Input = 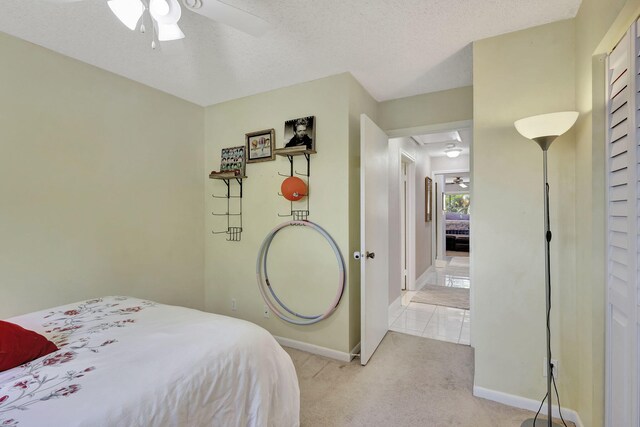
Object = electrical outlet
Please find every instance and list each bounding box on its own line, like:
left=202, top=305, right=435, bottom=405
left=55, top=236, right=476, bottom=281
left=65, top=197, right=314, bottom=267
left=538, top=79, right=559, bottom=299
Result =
left=263, top=305, right=269, bottom=318
left=543, top=358, right=559, bottom=378
left=231, top=298, right=237, bottom=311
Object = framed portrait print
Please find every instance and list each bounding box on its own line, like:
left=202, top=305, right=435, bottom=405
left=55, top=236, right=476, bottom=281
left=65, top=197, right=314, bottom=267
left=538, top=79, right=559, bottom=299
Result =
left=283, top=116, right=315, bottom=151
left=246, top=129, right=275, bottom=163
left=425, top=177, right=433, bottom=222
left=220, top=146, right=246, bottom=176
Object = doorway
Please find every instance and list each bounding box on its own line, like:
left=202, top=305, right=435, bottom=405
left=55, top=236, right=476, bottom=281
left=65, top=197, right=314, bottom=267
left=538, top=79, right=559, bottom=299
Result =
left=361, top=117, right=474, bottom=364
left=399, top=153, right=416, bottom=293
left=386, top=126, right=472, bottom=347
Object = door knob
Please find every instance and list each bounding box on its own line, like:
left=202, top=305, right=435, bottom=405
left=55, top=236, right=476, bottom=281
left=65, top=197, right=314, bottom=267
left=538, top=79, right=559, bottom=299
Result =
left=366, top=251, right=375, bottom=259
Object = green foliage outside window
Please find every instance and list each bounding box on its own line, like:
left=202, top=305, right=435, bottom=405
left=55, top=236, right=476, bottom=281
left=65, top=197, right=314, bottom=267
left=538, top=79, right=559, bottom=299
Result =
left=445, top=194, right=470, bottom=214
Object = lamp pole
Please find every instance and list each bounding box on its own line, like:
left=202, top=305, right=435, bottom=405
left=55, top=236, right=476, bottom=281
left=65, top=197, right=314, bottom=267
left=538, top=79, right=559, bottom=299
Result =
left=521, top=136, right=562, bottom=427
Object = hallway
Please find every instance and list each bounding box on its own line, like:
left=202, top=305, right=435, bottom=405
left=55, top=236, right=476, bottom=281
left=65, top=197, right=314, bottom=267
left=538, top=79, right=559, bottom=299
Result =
left=388, top=257, right=470, bottom=345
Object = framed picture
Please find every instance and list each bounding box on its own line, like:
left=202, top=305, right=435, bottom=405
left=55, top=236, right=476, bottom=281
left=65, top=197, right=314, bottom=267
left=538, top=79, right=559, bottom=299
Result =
left=425, top=177, right=433, bottom=222
left=220, top=146, right=246, bottom=176
left=283, top=116, right=315, bottom=151
left=245, top=129, right=275, bottom=163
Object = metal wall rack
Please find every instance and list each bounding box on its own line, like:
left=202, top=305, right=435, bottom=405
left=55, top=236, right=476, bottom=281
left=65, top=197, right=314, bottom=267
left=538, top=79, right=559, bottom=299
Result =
left=209, top=172, right=246, bottom=241
left=275, top=148, right=315, bottom=221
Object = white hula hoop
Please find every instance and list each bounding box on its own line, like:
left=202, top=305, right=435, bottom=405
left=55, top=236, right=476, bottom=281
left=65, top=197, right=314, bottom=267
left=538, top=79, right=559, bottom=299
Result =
left=256, top=220, right=346, bottom=325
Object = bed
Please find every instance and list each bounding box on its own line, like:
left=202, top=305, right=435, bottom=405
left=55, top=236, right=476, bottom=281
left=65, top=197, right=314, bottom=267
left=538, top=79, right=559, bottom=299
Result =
left=445, top=212, right=470, bottom=252
left=0, top=296, right=300, bottom=427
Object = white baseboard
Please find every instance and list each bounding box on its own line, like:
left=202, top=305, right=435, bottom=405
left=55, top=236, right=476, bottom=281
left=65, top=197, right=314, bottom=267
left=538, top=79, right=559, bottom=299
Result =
left=274, top=336, right=355, bottom=362
left=415, top=268, right=431, bottom=289
left=350, top=342, right=361, bottom=360
left=389, top=294, right=402, bottom=313
left=435, top=259, right=448, bottom=268
left=473, top=386, right=584, bottom=427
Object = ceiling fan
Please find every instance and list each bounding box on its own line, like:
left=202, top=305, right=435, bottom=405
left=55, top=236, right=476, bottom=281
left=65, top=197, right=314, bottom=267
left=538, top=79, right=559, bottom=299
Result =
left=452, top=177, right=468, bottom=188
left=41, top=0, right=271, bottom=47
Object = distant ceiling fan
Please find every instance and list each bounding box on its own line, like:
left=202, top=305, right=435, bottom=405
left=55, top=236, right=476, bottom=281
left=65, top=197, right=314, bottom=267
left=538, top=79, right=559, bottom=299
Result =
left=41, top=0, right=271, bottom=47
left=452, top=177, right=468, bottom=188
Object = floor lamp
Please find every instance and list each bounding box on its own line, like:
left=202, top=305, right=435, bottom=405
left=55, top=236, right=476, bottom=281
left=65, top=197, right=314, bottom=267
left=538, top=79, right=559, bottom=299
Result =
left=514, top=111, right=579, bottom=427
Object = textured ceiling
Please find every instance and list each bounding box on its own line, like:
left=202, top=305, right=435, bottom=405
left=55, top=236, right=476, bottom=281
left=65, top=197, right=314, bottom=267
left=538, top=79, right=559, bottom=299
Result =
left=0, top=0, right=581, bottom=106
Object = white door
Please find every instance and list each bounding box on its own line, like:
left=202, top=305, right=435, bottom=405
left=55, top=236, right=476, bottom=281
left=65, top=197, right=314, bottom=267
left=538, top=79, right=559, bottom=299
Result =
left=360, top=114, right=389, bottom=365
left=605, top=23, right=639, bottom=427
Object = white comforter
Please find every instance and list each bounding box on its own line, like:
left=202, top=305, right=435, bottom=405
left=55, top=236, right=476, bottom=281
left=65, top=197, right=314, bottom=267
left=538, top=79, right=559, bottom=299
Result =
left=0, top=297, right=300, bottom=427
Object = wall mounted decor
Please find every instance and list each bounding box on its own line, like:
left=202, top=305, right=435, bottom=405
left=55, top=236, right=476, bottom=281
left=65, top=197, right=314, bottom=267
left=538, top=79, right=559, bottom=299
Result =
left=256, top=220, right=345, bottom=325
left=209, top=172, right=246, bottom=242
left=210, top=146, right=247, bottom=242
left=220, top=146, right=246, bottom=176
left=425, top=176, right=433, bottom=222
left=283, top=116, right=315, bottom=151
left=274, top=148, right=314, bottom=220
left=246, top=129, right=275, bottom=163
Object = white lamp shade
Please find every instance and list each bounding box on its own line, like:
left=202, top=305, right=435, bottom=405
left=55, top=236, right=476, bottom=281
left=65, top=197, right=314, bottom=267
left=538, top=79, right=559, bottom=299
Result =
left=514, top=111, right=579, bottom=140
left=156, top=23, right=185, bottom=41
left=107, top=0, right=144, bottom=31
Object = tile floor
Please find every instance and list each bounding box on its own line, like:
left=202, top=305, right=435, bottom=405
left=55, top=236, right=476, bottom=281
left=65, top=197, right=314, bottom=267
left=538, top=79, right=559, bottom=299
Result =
left=389, top=257, right=471, bottom=345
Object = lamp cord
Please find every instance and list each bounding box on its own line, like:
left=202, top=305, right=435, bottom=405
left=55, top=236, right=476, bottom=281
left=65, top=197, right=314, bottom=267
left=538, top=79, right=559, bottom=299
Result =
left=540, top=181, right=568, bottom=427
left=533, top=392, right=547, bottom=424
left=552, top=372, right=569, bottom=427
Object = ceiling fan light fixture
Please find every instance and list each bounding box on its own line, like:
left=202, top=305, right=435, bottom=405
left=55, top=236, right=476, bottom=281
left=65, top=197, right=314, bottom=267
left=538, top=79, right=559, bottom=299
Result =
left=107, top=0, right=145, bottom=31
left=445, top=149, right=461, bottom=158
left=150, top=0, right=182, bottom=24
left=156, top=23, right=185, bottom=41
left=444, top=143, right=462, bottom=158
left=453, top=177, right=468, bottom=188
left=150, top=0, right=170, bottom=16
left=148, top=0, right=184, bottom=42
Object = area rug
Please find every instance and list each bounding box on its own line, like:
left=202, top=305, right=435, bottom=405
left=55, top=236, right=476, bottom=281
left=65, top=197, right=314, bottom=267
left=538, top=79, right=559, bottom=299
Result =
left=411, top=284, right=470, bottom=310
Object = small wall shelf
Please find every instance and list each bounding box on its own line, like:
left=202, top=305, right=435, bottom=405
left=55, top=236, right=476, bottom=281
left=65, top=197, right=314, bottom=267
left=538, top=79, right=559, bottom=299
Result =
left=275, top=148, right=315, bottom=220
left=209, top=172, right=246, bottom=241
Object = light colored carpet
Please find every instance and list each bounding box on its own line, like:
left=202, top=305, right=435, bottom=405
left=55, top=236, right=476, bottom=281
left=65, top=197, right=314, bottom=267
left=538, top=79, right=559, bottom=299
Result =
left=411, top=284, right=470, bottom=309
left=449, top=256, right=470, bottom=267
left=285, top=332, right=573, bottom=427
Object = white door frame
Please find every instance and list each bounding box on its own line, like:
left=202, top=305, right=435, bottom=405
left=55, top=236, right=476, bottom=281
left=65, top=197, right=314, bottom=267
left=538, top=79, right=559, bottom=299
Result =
left=400, top=151, right=416, bottom=291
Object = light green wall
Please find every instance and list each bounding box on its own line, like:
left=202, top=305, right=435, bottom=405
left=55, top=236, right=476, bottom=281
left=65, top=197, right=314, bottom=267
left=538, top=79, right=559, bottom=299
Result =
left=204, top=73, right=355, bottom=353
left=474, top=2, right=640, bottom=423
left=574, top=0, right=640, bottom=425
left=378, top=86, right=473, bottom=132
left=0, top=33, right=205, bottom=318
left=473, top=19, right=578, bottom=407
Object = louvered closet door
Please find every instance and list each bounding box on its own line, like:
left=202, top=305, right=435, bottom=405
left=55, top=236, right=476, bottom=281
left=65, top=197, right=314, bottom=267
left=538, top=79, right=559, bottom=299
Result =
left=606, top=21, right=639, bottom=427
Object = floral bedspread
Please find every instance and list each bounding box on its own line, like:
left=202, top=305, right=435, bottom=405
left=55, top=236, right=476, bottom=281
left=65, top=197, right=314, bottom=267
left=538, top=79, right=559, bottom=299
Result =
left=0, top=296, right=300, bottom=427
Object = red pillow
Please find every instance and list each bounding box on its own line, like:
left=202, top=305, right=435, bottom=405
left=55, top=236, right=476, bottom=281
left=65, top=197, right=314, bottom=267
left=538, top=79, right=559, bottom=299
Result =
left=0, top=321, right=58, bottom=372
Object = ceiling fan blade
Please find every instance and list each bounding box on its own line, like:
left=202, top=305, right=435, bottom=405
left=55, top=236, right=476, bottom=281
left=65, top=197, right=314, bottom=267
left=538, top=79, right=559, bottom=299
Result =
left=182, top=0, right=271, bottom=37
